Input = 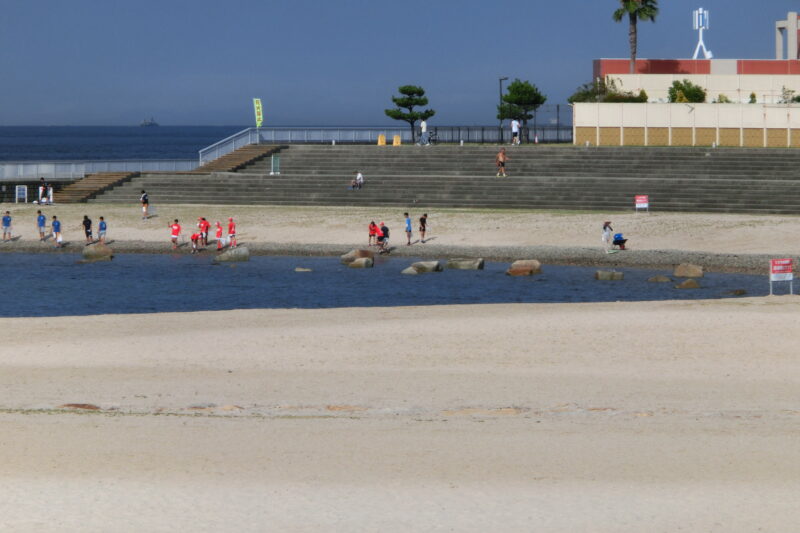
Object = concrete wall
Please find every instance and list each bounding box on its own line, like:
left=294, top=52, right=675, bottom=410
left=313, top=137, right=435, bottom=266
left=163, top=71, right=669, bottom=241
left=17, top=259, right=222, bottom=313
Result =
left=610, top=74, right=800, bottom=104
left=574, top=103, right=800, bottom=147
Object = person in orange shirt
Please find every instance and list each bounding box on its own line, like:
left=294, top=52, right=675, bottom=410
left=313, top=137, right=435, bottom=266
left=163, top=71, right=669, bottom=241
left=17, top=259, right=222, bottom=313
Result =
left=169, top=219, right=181, bottom=249
left=227, top=217, right=237, bottom=248
left=215, top=221, right=224, bottom=250
left=368, top=221, right=378, bottom=246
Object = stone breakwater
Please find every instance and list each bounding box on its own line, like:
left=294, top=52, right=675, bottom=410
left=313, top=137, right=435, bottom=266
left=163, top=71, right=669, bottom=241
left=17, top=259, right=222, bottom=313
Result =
left=0, top=239, right=780, bottom=275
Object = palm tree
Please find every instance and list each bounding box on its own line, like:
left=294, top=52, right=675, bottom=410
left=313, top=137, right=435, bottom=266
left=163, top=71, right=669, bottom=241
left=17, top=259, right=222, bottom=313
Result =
left=613, top=0, right=659, bottom=74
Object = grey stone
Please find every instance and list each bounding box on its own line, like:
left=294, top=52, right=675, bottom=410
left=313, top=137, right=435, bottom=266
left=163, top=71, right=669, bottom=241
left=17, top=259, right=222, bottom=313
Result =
left=410, top=261, right=443, bottom=273
left=340, top=249, right=375, bottom=265
left=348, top=257, right=374, bottom=268
left=400, top=266, right=419, bottom=275
left=595, top=270, right=624, bottom=281
left=446, top=258, right=485, bottom=270
left=81, top=243, right=114, bottom=262
left=647, top=275, right=672, bottom=283
left=675, top=279, right=701, bottom=289
left=510, top=259, right=542, bottom=273
left=674, top=263, right=704, bottom=278
left=214, top=246, right=250, bottom=263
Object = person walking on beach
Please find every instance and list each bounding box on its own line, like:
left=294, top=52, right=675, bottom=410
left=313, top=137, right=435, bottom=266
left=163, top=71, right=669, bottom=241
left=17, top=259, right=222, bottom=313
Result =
left=419, top=213, right=428, bottom=243
left=98, top=217, right=107, bottom=244
left=51, top=215, right=62, bottom=247
left=404, top=212, right=412, bottom=245
left=602, top=221, right=613, bottom=251
left=36, top=210, right=46, bottom=241
left=215, top=221, right=224, bottom=250
left=140, top=190, right=149, bottom=220
left=169, top=219, right=181, bottom=249
left=495, top=148, right=508, bottom=177
left=227, top=217, right=237, bottom=248
left=2, top=211, right=12, bottom=242
left=81, top=215, right=93, bottom=245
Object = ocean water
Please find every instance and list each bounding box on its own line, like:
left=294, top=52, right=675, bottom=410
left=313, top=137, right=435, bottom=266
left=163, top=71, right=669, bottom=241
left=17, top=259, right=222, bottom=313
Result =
left=0, top=254, right=769, bottom=318
left=0, top=126, right=245, bottom=161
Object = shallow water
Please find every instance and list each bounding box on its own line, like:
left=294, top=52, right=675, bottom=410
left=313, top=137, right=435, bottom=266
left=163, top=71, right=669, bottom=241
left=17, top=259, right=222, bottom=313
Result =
left=0, top=254, right=774, bottom=317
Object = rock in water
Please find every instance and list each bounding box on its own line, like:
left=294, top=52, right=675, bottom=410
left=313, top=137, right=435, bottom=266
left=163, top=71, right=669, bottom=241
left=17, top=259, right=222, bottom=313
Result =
left=674, top=263, right=704, bottom=278
left=340, top=249, right=374, bottom=265
left=410, top=261, right=443, bottom=273
left=214, top=246, right=250, bottom=263
left=400, top=266, right=419, bottom=275
left=647, top=275, right=672, bottom=283
left=348, top=257, right=374, bottom=268
left=81, top=243, right=113, bottom=262
left=446, top=258, right=485, bottom=270
left=675, top=279, right=700, bottom=289
left=506, top=266, right=535, bottom=276
left=294, top=267, right=312, bottom=272
left=510, top=259, right=542, bottom=274
left=595, top=270, right=624, bottom=281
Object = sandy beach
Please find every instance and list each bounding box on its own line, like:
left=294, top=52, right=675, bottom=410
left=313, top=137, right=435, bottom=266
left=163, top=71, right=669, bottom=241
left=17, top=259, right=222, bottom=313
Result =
left=2, top=204, right=800, bottom=530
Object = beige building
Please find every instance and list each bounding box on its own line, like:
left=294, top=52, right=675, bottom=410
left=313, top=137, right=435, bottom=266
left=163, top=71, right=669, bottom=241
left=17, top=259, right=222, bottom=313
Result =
left=573, top=102, right=800, bottom=147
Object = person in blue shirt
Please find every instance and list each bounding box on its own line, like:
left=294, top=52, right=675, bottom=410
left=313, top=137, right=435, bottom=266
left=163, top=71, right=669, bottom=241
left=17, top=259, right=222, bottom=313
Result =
left=2, top=211, right=11, bottom=242
left=404, top=212, right=412, bottom=245
left=98, top=216, right=107, bottom=244
left=51, top=215, right=62, bottom=248
left=36, top=210, right=46, bottom=241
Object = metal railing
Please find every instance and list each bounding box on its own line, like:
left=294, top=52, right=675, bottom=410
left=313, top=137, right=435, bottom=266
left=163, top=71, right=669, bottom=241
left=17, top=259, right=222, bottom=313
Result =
left=0, top=159, right=197, bottom=181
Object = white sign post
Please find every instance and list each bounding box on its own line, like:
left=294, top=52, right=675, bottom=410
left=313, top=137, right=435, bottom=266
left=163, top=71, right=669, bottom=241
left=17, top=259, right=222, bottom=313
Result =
left=635, top=195, right=649, bottom=213
left=769, top=258, right=794, bottom=295
left=15, top=185, right=27, bottom=203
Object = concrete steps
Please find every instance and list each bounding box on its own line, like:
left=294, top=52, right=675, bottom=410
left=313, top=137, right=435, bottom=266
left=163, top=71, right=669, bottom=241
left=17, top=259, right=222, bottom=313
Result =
left=89, top=144, right=800, bottom=214
left=54, top=172, right=139, bottom=204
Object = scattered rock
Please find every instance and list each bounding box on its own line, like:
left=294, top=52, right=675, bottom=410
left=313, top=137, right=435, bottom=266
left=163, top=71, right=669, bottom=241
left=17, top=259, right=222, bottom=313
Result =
left=595, top=270, right=624, bottom=280
left=340, top=249, right=374, bottom=265
left=213, top=246, right=250, bottom=263
left=294, top=267, right=312, bottom=272
left=674, top=263, right=704, bottom=278
left=59, top=403, right=101, bottom=410
left=647, top=275, right=672, bottom=283
left=446, top=258, right=485, bottom=270
left=410, top=261, right=443, bottom=273
left=510, top=259, right=542, bottom=274
left=506, top=266, right=536, bottom=276
left=401, top=266, right=419, bottom=275
left=348, top=257, right=374, bottom=268
left=675, top=279, right=701, bottom=289
left=81, top=243, right=113, bottom=262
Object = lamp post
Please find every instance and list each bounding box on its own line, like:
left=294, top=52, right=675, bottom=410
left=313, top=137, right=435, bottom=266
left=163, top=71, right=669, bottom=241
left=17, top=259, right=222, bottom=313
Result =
left=499, top=77, right=508, bottom=143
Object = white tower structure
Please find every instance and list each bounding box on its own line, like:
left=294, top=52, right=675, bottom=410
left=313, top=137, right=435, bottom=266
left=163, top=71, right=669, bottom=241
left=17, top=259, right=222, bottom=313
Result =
left=776, top=12, right=799, bottom=60
left=692, top=8, right=713, bottom=59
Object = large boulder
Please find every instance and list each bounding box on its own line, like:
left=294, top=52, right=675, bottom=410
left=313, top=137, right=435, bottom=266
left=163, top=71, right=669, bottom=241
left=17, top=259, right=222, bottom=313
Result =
left=675, top=279, right=700, bottom=289
left=340, top=249, right=374, bottom=265
left=81, top=243, right=113, bottom=262
left=400, top=266, right=419, bottom=275
left=446, top=258, right=485, bottom=270
left=408, top=261, right=443, bottom=273
left=647, top=275, right=672, bottom=283
left=506, top=266, right=535, bottom=276
left=674, top=263, right=704, bottom=278
left=213, top=246, right=250, bottom=263
left=510, top=259, right=542, bottom=274
left=348, top=257, right=374, bottom=268
left=595, top=270, right=624, bottom=281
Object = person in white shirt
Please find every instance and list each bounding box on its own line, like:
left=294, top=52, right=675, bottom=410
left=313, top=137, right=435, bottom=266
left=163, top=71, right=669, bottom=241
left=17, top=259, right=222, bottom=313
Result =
left=419, top=119, right=429, bottom=145
left=511, top=119, right=521, bottom=145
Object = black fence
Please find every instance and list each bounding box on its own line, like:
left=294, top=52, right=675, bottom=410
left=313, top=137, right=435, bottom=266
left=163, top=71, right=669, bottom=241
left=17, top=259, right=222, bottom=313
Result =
left=429, top=104, right=573, bottom=144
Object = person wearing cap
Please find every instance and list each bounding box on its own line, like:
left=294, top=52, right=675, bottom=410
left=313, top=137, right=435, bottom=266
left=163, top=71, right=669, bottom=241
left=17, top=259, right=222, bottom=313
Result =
left=602, top=221, right=613, bottom=251
left=378, top=221, right=390, bottom=254
left=227, top=217, right=237, bottom=248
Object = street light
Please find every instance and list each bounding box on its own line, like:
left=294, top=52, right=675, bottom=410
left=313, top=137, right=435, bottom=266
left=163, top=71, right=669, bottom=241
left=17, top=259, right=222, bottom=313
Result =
left=499, top=77, right=508, bottom=143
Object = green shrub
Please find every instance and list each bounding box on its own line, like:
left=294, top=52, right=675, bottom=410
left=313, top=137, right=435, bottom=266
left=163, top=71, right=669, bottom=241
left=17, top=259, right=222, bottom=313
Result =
left=668, top=80, right=706, bottom=103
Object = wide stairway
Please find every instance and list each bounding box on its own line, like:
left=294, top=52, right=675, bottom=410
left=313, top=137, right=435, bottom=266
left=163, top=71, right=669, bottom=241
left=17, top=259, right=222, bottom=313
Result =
left=54, top=172, right=140, bottom=203
left=91, top=145, right=800, bottom=214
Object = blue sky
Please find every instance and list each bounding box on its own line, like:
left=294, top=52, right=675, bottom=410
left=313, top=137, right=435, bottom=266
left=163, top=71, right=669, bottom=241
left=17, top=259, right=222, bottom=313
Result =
left=1, top=0, right=798, bottom=126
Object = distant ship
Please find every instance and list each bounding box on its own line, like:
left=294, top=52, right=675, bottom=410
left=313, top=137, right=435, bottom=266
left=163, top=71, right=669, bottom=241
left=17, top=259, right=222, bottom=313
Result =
left=140, top=117, right=159, bottom=127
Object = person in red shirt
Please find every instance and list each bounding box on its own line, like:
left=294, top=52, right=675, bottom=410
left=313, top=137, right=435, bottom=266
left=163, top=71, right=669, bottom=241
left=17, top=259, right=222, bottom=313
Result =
left=227, top=217, right=237, bottom=248
left=198, top=217, right=211, bottom=246
left=368, top=221, right=378, bottom=246
left=190, top=232, right=201, bottom=253
left=169, top=219, right=181, bottom=249
left=215, top=221, right=224, bottom=250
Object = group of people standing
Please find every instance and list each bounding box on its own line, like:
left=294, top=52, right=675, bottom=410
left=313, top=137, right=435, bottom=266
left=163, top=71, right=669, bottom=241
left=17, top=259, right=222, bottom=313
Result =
left=0, top=210, right=107, bottom=248
left=169, top=216, right=237, bottom=253
left=368, top=212, right=428, bottom=253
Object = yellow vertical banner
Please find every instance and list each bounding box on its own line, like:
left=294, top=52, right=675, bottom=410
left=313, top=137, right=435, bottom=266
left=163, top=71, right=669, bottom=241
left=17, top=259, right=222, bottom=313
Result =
left=253, top=98, right=263, bottom=127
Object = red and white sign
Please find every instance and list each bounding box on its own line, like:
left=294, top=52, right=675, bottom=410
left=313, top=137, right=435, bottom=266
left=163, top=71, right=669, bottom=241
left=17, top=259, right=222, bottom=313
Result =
left=770, top=258, right=793, bottom=282
left=635, top=195, right=649, bottom=209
